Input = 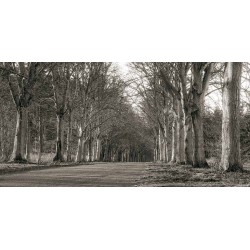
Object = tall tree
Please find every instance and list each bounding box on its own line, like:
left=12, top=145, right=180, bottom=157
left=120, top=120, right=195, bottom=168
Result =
left=191, top=62, right=213, bottom=167
left=221, top=62, right=243, bottom=171
left=1, top=62, right=39, bottom=162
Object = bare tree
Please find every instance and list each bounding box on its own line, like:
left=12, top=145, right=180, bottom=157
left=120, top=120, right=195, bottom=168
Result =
left=221, top=62, right=243, bottom=171
left=190, top=63, right=213, bottom=167
left=1, top=62, right=39, bottom=162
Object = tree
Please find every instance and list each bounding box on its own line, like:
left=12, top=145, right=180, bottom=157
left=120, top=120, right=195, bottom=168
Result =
left=51, top=63, right=73, bottom=162
left=220, top=62, right=243, bottom=171
left=190, top=63, right=213, bottom=168
left=0, top=62, right=40, bottom=162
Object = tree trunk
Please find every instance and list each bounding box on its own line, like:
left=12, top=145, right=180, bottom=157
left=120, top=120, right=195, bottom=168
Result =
left=25, top=114, right=32, bottom=162
left=21, top=109, right=28, bottom=158
left=183, top=111, right=193, bottom=164
left=179, top=63, right=193, bottom=165
left=88, top=136, right=92, bottom=162
left=170, top=98, right=178, bottom=164
left=66, top=110, right=72, bottom=162
left=82, top=138, right=87, bottom=162
left=191, top=88, right=208, bottom=168
left=75, top=136, right=82, bottom=162
left=61, top=118, right=65, bottom=158
left=162, top=102, right=169, bottom=162
left=190, top=63, right=212, bottom=168
left=96, top=138, right=101, bottom=161
left=11, top=107, right=27, bottom=162
left=221, top=62, right=243, bottom=171
left=178, top=103, right=185, bottom=163
left=38, top=110, right=43, bottom=164
left=53, top=114, right=64, bottom=162
left=170, top=117, right=177, bottom=163
left=179, top=119, right=185, bottom=164
left=176, top=114, right=180, bottom=163
left=158, top=127, right=162, bottom=161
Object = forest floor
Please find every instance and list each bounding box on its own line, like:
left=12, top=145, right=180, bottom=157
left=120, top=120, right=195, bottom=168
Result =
left=1, top=161, right=250, bottom=186
left=140, top=162, right=250, bottom=187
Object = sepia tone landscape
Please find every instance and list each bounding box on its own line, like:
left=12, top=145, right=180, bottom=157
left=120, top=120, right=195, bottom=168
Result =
left=0, top=62, right=249, bottom=186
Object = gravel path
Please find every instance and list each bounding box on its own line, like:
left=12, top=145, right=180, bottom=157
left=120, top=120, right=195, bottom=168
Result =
left=0, top=162, right=148, bottom=187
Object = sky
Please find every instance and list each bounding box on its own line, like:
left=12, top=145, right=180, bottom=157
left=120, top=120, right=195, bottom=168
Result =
left=116, top=62, right=250, bottom=114
left=116, top=62, right=224, bottom=112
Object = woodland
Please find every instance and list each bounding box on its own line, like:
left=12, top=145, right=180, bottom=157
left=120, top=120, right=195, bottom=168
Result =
left=0, top=62, right=249, bottom=176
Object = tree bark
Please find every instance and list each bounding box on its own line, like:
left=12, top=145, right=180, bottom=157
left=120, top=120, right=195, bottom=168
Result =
left=153, top=136, right=157, bottom=162
left=61, top=119, right=65, bottom=158
left=183, top=112, right=193, bottom=164
left=75, top=137, right=82, bottom=162
left=38, top=108, right=43, bottom=164
left=11, top=107, right=27, bottom=162
left=162, top=96, right=169, bottom=162
left=191, top=104, right=207, bottom=168
left=95, top=137, right=101, bottom=161
left=7, top=62, right=39, bottom=163
left=190, top=63, right=212, bottom=168
left=170, top=117, right=177, bottom=163
left=179, top=63, right=193, bottom=165
left=53, top=114, right=64, bottom=161
left=21, top=109, right=28, bottom=157
left=178, top=104, right=185, bottom=163
left=25, top=113, right=32, bottom=162
left=66, top=110, right=72, bottom=162
left=158, top=127, right=162, bottom=161
left=88, top=136, right=92, bottom=162
left=221, top=62, right=243, bottom=171
left=170, top=98, right=178, bottom=163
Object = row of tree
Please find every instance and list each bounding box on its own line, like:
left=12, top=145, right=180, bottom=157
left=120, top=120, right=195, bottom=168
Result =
left=129, top=62, right=244, bottom=171
left=0, top=63, right=153, bottom=164
left=0, top=62, right=248, bottom=172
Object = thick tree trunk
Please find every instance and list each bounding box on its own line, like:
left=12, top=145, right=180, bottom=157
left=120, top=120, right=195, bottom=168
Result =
left=11, top=107, right=27, bottom=162
left=191, top=90, right=208, bottom=168
left=183, top=111, right=193, bottom=164
left=221, top=62, right=243, bottom=171
left=179, top=63, right=193, bottom=165
left=53, top=114, right=64, bottom=162
left=190, top=63, right=213, bottom=168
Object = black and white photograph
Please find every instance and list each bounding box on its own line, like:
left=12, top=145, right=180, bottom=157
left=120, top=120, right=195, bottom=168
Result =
left=0, top=62, right=249, bottom=187
left=1, top=1, right=250, bottom=250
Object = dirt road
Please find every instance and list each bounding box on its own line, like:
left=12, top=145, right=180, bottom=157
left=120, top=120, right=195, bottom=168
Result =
left=0, top=162, right=148, bottom=187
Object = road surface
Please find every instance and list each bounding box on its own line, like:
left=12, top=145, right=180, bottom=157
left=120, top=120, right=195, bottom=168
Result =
left=0, top=162, right=148, bottom=187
